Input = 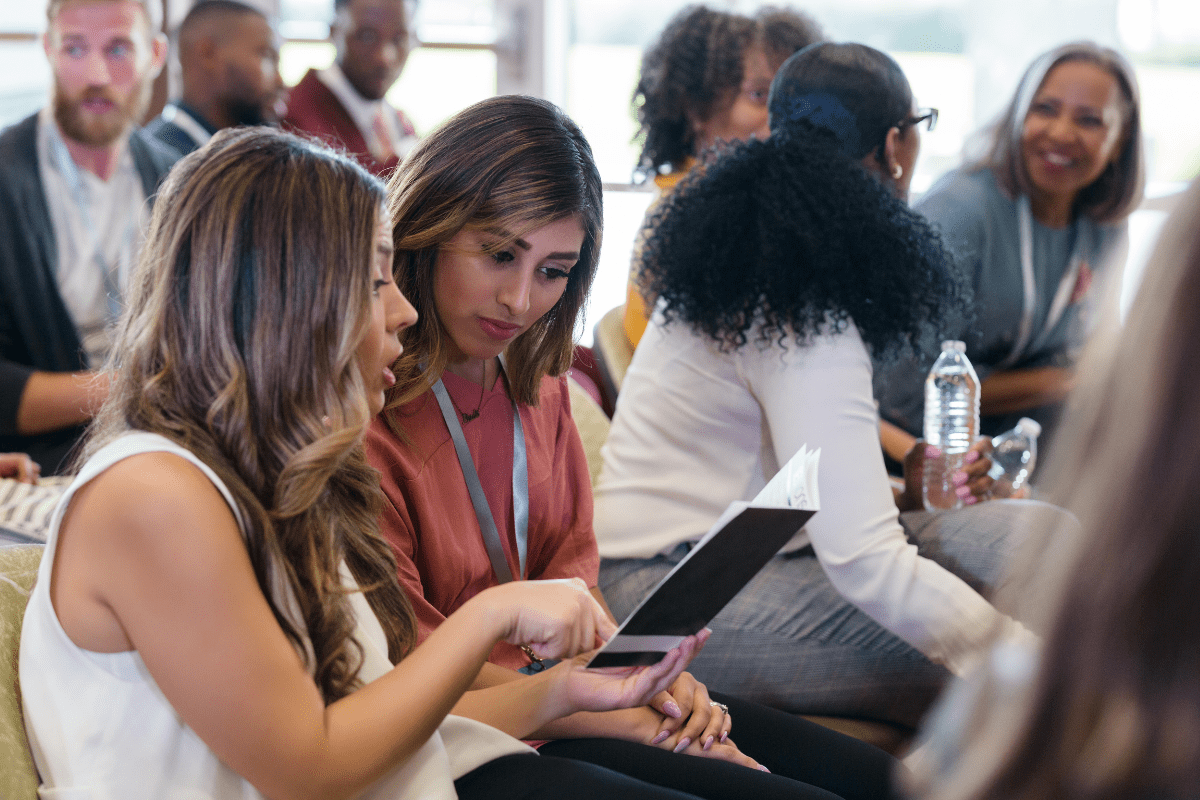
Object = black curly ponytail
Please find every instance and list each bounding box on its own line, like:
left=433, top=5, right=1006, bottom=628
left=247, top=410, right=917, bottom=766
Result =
left=639, top=128, right=969, bottom=363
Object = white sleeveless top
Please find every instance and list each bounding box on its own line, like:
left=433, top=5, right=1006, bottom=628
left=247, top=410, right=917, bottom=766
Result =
left=19, top=432, right=532, bottom=799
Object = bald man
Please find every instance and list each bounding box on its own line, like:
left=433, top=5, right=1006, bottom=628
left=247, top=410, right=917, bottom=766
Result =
left=146, top=0, right=284, bottom=154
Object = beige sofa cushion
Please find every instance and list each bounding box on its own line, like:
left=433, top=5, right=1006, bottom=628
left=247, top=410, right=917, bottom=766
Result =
left=566, top=376, right=611, bottom=488
left=0, top=544, right=42, bottom=800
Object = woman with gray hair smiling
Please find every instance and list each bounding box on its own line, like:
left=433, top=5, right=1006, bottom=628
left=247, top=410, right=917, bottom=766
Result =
left=875, top=42, right=1144, bottom=461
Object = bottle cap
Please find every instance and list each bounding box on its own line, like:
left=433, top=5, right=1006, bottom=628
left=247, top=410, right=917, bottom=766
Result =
left=941, top=340, right=966, bottom=352
left=1015, top=417, right=1042, bottom=437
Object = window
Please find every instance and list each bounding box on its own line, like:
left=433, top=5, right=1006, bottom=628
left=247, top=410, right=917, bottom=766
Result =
left=0, top=7, right=49, bottom=127
left=278, top=0, right=503, bottom=136
left=4, top=0, right=1196, bottom=336
left=558, top=0, right=1200, bottom=334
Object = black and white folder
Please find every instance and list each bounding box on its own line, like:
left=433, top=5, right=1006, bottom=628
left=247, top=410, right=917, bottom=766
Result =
left=587, top=446, right=820, bottom=668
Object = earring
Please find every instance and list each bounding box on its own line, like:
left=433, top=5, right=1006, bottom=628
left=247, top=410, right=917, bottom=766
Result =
left=892, top=163, right=903, bottom=180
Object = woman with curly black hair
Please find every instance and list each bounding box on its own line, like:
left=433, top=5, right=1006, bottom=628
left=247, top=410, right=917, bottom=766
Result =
left=622, top=4, right=824, bottom=349
left=595, top=43, right=1069, bottom=728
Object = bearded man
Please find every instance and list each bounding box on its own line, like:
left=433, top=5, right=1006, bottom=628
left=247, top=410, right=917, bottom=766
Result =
left=147, top=0, right=285, bottom=154
left=0, top=0, right=180, bottom=475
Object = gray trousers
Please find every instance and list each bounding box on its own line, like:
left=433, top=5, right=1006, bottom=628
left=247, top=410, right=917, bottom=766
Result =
left=598, top=499, right=1066, bottom=729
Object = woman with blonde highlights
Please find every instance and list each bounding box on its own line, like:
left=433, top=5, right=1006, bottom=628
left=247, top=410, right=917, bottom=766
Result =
left=18, top=127, right=700, bottom=800
left=367, top=95, right=899, bottom=800
left=907, top=177, right=1200, bottom=800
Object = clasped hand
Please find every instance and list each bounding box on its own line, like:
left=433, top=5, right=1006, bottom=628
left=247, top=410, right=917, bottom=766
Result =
left=559, top=633, right=764, bottom=771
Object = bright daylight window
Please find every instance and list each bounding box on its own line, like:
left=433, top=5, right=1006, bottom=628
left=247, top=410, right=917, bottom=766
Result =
left=561, top=0, right=1200, bottom=337
left=1, top=0, right=1197, bottom=336
left=0, top=4, right=50, bottom=127
left=278, top=0, right=498, bottom=136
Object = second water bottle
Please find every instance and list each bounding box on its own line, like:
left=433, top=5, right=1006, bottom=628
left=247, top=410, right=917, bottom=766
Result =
left=923, top=340, right=980, bottom=511
left=988, top=417, right=1041, bottom=497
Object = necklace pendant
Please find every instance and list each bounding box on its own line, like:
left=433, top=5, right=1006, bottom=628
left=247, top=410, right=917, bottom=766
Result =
left=460, top=409, right=481, bottom=423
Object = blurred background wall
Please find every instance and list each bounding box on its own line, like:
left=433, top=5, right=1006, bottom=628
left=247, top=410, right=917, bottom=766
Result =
left=4, top=0, right=1195, bottom=337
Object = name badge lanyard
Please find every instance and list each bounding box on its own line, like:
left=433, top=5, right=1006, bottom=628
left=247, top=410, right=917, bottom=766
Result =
left=997, top=196, right=1087, bottom=371
left=430, top=362, right=529, bottom=584
left=47, top=129, right=135, bottom=328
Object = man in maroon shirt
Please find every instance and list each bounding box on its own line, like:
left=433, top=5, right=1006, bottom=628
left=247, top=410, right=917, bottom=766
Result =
left=283, top=0, right=417, bottom=177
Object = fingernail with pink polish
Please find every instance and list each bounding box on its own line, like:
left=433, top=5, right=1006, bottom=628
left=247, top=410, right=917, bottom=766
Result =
left=651, top=731, right=669, bottom=745
left=956, top=485, right=971, bottom=498
left=952, top=471, right=968, bottom=485
left=663, top=701, right=681, bottom=718
left=720, top=731, right=729, bottom=743
left=758, top=765, right=772, bottom=773
left=964, top=450, right=979, bottom=463
left=703, top=735, right=714, bottom=750
left=673, top=737, right=691, bottom=753
left=925, top=445, right=941, bottom=457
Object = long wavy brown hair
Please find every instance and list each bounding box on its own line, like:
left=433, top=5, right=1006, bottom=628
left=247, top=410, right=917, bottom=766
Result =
left=912, top=178, right=1200, bottom=800
left=383, top=95, right=602, bottom=411
left=85, top=127, right=416, bottom=703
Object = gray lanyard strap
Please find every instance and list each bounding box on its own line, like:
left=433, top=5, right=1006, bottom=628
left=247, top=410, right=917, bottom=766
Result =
left=430, top=369, right=529, bottom=582
left=1000, top=196, right=1086, bottom=370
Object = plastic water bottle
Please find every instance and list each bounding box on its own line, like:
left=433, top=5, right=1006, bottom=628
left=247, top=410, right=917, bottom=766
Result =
left=923, top=341, right=980, bottom=511
left=987, top=417, right=1041, bottom=498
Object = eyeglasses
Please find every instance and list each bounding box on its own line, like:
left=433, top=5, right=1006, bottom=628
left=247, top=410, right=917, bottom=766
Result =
left=899, top=108, right=938, bottom=132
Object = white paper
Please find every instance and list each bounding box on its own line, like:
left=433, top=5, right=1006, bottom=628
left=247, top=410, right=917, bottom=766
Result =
left=753, top=445, right=820, bottom=510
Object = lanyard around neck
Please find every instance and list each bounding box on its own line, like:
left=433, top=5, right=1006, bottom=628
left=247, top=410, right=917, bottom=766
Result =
left=430, top=361, right=529, bottom=583
left=999, top=196, right=1087, bottom=370
left=46, top=126, right=134, bottom=324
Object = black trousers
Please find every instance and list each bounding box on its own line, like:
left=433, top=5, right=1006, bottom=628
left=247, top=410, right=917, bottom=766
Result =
left=456, top=753, right=703, bottom=799
left=457, top=692, right=899, bottom=800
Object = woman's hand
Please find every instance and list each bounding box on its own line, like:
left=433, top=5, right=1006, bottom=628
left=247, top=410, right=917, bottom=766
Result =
left=630, top=697, right=763, bottom=771
left=0, top=452, right=40, bottom=484
left=896, top=438, right=994, bottom=511
left=490, top=578, right=618, bottom=660
left=555, top=632, right=702, bottom=715
left=672, top=734, right=764, bottom=770
left=644, top=666, right=733, bottom=753
left=570, top=704, right=764, bottom=771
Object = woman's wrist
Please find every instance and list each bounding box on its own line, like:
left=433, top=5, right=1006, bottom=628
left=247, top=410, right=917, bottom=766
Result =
left=460, top=585, right=519, bottom=647
left=540, top=658, right=585, bottom=721
left=533, top=694, right=664, bottom=741
left=451, top=660, right=577, bottom=738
